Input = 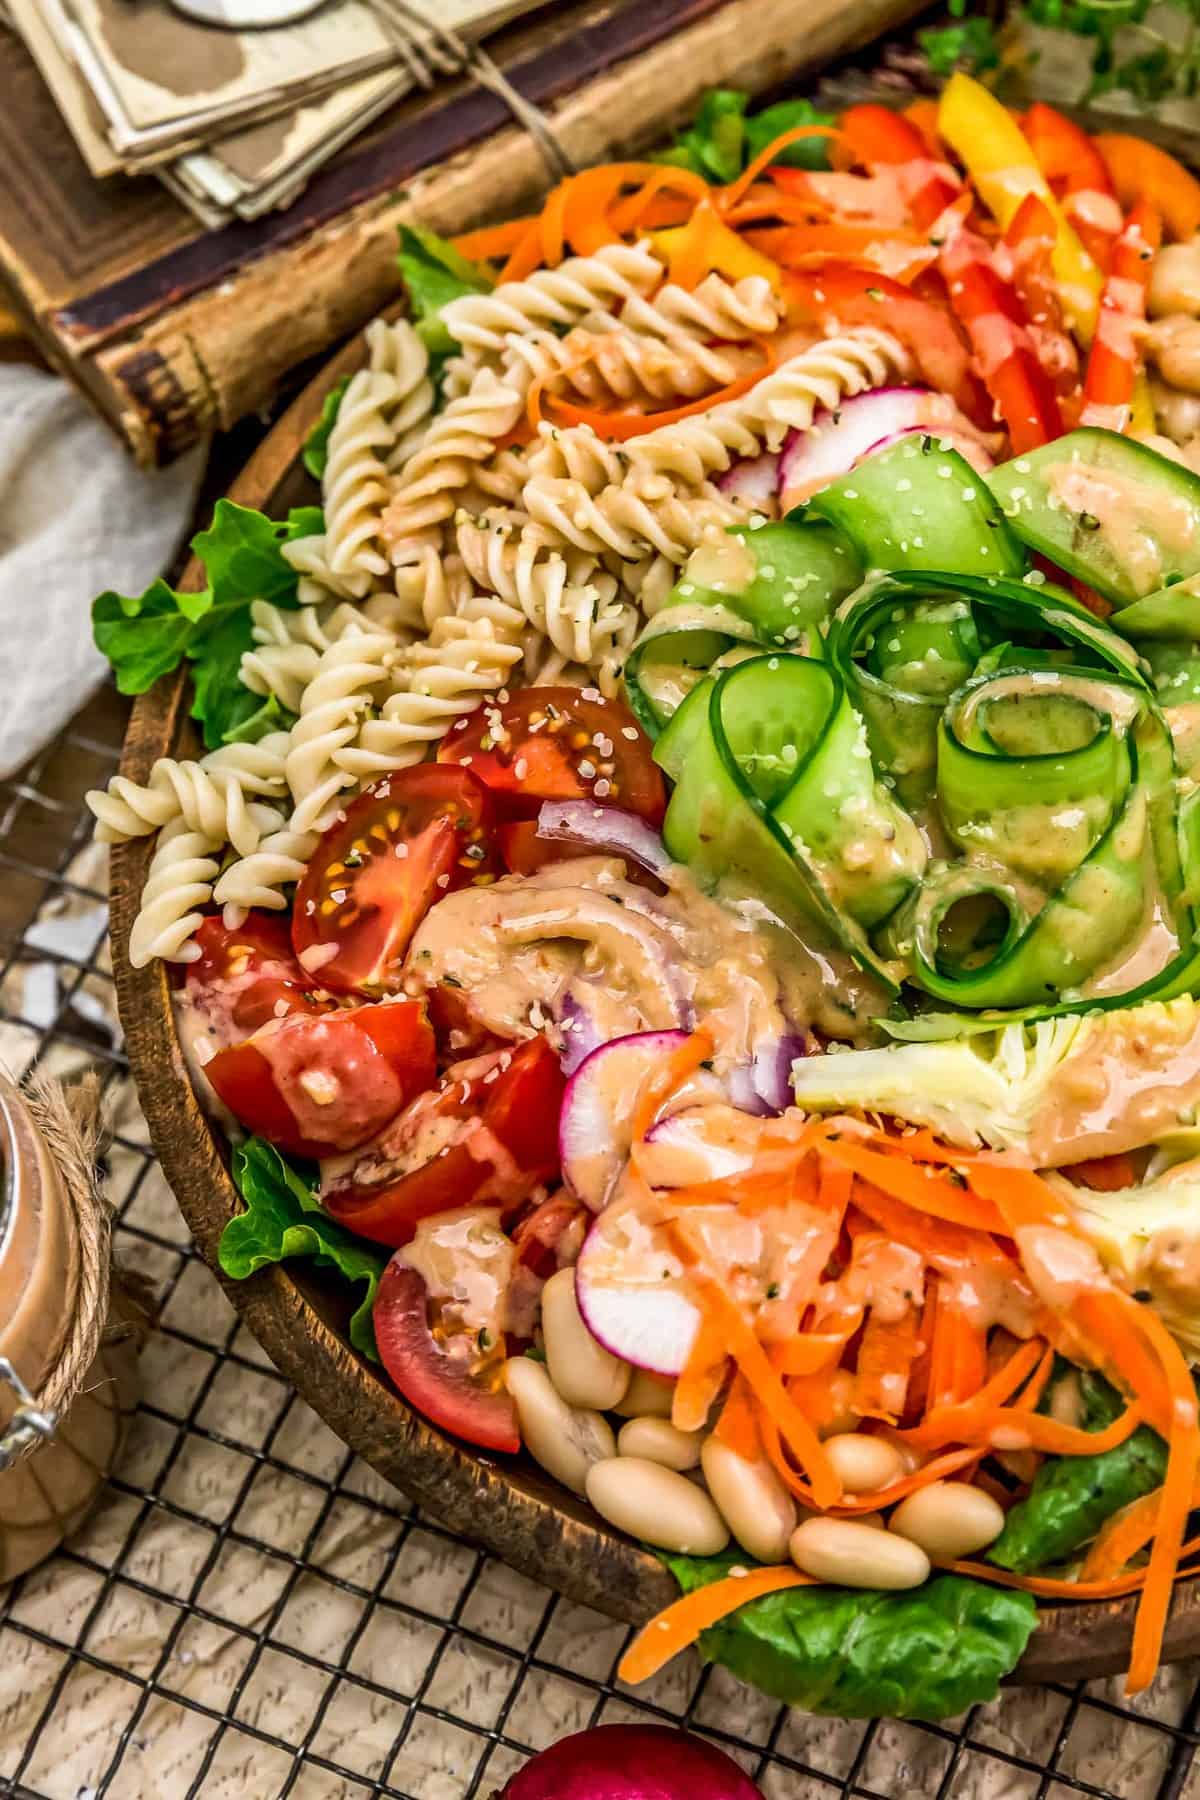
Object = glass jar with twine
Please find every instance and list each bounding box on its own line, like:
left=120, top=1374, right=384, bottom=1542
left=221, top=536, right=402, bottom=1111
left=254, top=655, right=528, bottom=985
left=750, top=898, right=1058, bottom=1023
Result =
left=0, top=1071, right=147, bottom=1582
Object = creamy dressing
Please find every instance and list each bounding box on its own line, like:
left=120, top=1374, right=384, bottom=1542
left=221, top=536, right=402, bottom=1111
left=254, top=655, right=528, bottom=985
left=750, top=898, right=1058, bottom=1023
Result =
left=1041, top=459, right=1200, bottom=595
left=1033, top=1001, right=1200, bottom=1165
left=402, top=1207, right=516, bottom=1341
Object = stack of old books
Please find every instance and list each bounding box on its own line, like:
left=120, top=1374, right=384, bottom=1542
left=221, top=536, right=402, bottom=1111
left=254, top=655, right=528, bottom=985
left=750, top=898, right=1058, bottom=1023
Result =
left=6, top=0, right=536, bottom=225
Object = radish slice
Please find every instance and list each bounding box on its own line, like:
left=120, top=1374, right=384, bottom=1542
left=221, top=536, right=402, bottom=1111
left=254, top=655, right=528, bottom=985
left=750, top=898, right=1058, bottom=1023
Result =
left=535, top=801, right=671, bottom=882
left=559, top=1030, right=717, bottom=1211
left=716, top=452, right=780, bottom=505
left=779, top=387, right=991, bottom=509
left=639, top=1105, right=761, bottom=1187
left=575, top=1198, right=704, bottom=1374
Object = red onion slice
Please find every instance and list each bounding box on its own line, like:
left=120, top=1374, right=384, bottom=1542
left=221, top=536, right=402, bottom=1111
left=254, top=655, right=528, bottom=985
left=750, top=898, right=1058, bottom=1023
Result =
left=716, top=451, right=781, bottom=505
left=536, top=801, right=672, bottom=882
left=860, top=425, right=996, bottom=475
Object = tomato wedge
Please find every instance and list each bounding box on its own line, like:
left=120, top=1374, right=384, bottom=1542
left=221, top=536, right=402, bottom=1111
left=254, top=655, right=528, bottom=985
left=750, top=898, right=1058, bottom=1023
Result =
left=322, top=1038, right=565, bottom=1247
left=206, top=1000, right=436, bottom=1159
left=374, top=1258, right=520, bottom=1453
left=292, top=765, right=496, bottom=996
left=438, top=688, right=666, bottom=826
left=185, top=912, right=334, bottom=1040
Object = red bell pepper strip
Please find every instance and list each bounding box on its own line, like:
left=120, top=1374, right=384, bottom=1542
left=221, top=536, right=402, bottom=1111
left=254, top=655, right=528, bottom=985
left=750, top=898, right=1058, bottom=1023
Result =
left=837, top=102, right=964, bottom=233
left=1022, top=102, right=1121, bottom=271
left=1003, top=192, right=1081, bottom=405
left=784, top=262, right=989, bottom=425
left=1081, top=200, right=1161, bottom=430
left=939, top=229, right=1064, bottom=451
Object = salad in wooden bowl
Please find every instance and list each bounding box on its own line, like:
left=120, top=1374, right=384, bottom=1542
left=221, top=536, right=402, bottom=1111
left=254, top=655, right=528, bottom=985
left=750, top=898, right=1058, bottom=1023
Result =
left=95, top=74, right=1200, bottom=1718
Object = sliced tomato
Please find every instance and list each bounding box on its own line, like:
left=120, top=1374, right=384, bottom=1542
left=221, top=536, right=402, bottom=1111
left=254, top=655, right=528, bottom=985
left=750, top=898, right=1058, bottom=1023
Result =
left=438, top=688, right=665, bottom=827
left=511, top=1189, right=586, bottom=1279
left=292, top=765, right=496, bottom=997
left=322, top=1038, right=565, bottom=1247
left=425, top=982, right=513, bottom=1059
left=186, top=912, right=333, bottom=1040
left=374, top=1258, right=520, bottom=1453
left=496, top=820, right=582, bottom=876
left=206, top=1000, right=436, bottom=1159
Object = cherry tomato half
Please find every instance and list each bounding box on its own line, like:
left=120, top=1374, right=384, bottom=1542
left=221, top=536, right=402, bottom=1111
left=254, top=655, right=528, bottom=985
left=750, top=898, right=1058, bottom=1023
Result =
left=438, top=688, right=666, bottom=826
left=322, top=1037, right=565, bottom=1248
left=206, top=1000, right=436, bottom=1159
left=374, top=1258, right=520, bottom=1453
left=292, top=765, right=497, bottom=997
left=186, top=912, right=333, bottom=1041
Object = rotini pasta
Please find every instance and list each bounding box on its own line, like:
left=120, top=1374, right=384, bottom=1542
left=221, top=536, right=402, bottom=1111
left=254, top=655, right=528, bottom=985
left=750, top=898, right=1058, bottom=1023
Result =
left=521, top=470, right=743, bottom=566
left=128, top=820, right=223, bottom=968
left=285, top=631, right=400, bottom=833
left=86, top=734, right=290, bottom=855
left=213, top=815, right=320, bottom=920
left=439, top=242, right=664, bottom=365
left=364, top=316, right=435, bottom=470
left=239, top=599, right=368, bottom=712
left=381, top=368, right=525, bottom=544
left=333, top=616, right=524, bottom=777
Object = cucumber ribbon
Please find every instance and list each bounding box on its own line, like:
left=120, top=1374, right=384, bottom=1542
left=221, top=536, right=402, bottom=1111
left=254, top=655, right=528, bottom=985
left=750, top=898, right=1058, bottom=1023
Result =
left=639, top=567, right=1200, bottom=1021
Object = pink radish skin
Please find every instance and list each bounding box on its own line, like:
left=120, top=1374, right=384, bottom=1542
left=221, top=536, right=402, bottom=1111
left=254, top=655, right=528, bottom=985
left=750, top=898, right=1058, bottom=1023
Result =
left=496, top=1723, right=763, bottom=1799
left=575, top=1196, right=703, bottom=1375
left=778, top=387, right=992, bottom=510
left=559, top=1030, right=715, bottom=1212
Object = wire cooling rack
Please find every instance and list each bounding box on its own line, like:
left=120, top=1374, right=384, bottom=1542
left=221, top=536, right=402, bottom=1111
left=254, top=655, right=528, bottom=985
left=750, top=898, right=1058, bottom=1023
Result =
left=6, top=704, right=1200, bottom=1800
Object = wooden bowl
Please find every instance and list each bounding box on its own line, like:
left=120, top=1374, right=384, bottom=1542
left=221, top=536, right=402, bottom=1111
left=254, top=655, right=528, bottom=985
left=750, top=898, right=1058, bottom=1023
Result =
left=109, top=318, right=1200, bottom=1689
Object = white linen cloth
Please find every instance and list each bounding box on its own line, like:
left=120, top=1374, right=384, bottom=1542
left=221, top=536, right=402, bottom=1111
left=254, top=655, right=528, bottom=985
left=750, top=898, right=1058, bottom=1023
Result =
left=0, top=364, right=206, bottom=777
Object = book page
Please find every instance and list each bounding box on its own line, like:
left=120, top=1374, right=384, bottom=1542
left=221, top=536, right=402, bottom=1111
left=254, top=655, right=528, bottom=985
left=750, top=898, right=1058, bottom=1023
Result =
left=63, top=0, right=398, bottom=134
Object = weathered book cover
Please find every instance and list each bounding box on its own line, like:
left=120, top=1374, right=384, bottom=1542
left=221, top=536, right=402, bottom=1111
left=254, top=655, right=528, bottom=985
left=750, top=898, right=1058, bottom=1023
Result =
left=0, top=0, right=928, bottom=465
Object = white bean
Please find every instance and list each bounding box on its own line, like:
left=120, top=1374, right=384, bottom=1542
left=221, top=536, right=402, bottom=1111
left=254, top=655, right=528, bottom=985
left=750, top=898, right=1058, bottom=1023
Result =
left=888, top=1482, right=1006, bottom=1560
left=541, top=1268, right=630, bottom=1411
left=789, top=1518, right=930, bottom=1589
left=701, top=1437, right=796, bottom=1564
left=1149, top=317, right=1200, bottom=394
left=586, top=1456, right=730, bottom=1555
left=504, top=1356, right=615, bottom=1496
left=614, top=1369, right=676, bottom=1419
left=618, top=1416, right=703, bottom=1471
left=1149, top=241, right=1200, bottom=318
left=824, top=1433, right=905, bottom=1495
left=1150, top=373, right=1200, bottom=444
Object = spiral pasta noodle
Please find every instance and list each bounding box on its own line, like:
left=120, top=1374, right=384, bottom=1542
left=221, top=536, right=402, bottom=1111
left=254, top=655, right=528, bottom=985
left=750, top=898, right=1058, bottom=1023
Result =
left=128, top=820, right=223, bottom=969
left=624, top=329, right=912, bottom=485
left=500, top=321, right=752, bottom=406
left=285, top=631, right=399, bottom=833
left=439, top=242, right=664, bottom=365
left=381, top=369, right=525, bottom=543
left=364, top=316, right=435, bottom=470
left=525, top=420, right=628, bottom=493
left=616, top=273, right=783, bottom=387
left=86, top=734, right=290, bottom=856
left=333, top=617, right=524, bottom=778
left=320, top=370, right=406, bottom=588
left=213, top=815, right=320, bottom=920
left=240, top=599, right=369, bottom=712
left=522, top=470, right=743, bottom=567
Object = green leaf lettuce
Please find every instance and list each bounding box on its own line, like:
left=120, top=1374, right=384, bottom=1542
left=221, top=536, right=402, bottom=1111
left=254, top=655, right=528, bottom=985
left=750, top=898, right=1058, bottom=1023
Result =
left=665, top=1555, right=1037, bottom=1720
left=219, top=1137, right=388, bottom=1361
left=397, top=223, right=492, bottom=360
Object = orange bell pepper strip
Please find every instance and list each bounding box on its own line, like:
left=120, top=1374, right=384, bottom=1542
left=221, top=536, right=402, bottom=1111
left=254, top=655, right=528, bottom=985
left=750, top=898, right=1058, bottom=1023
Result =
left=837, top=102, right=964, bottom=233
left=1081, top=200, right=1161, bottom=430
left=742, top=222, right=936, bottom=283
left=1094, top=133, right=1200, bottom=242
left=939, top=228, right=1064, bottom=450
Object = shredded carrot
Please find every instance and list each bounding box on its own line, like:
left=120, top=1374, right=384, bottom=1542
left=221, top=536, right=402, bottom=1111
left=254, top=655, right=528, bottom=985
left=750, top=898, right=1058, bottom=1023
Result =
left=854, top=1306, right=921, bottom=1422
left=529, top=337, right=776, bottom=440
left=815, top=1133, right=1008, bottom=1234
left=539, top=180, right=569, bottom=270
left=1125, top=1301, right=1199, bottom=1692
left=717, top=124, right=844, bottom=213
left=905, top=1337, right=1047, bottom=1443
left=674, top=1305, right=729, bottom=1434
left=608, top=163, right=710, bottom=234
left=499, top=216, right=547, bottom=282
left=1081, top=1488, right=1164, bottom=1582
left=928, top=1283, right=989, bottom=1411
left=668, top=1226, right=840, bottom=1507
left=715, top=1373, right=761, bottom=1461
left=630, top=1027, right=714, bottom=1142
left=451, top=217, right=535, bottom=261
left=903, top=98, right=944, bottom=157
left=833, top=1446, right=982, bottom=1515
left=742, top=222, right=936, bottom=281
left=619, top=1566, right=814, bottom=1685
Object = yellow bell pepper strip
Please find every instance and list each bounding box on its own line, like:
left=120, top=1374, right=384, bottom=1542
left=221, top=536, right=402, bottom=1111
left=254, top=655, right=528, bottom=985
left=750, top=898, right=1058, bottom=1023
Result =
left=651, top=200, right=782, bottom=290
left=1094, top=134, right=1200, bottom=242
left=937, top=72, right=1102, bottom=342
left=1081, top=200, right=1162, bottom=432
